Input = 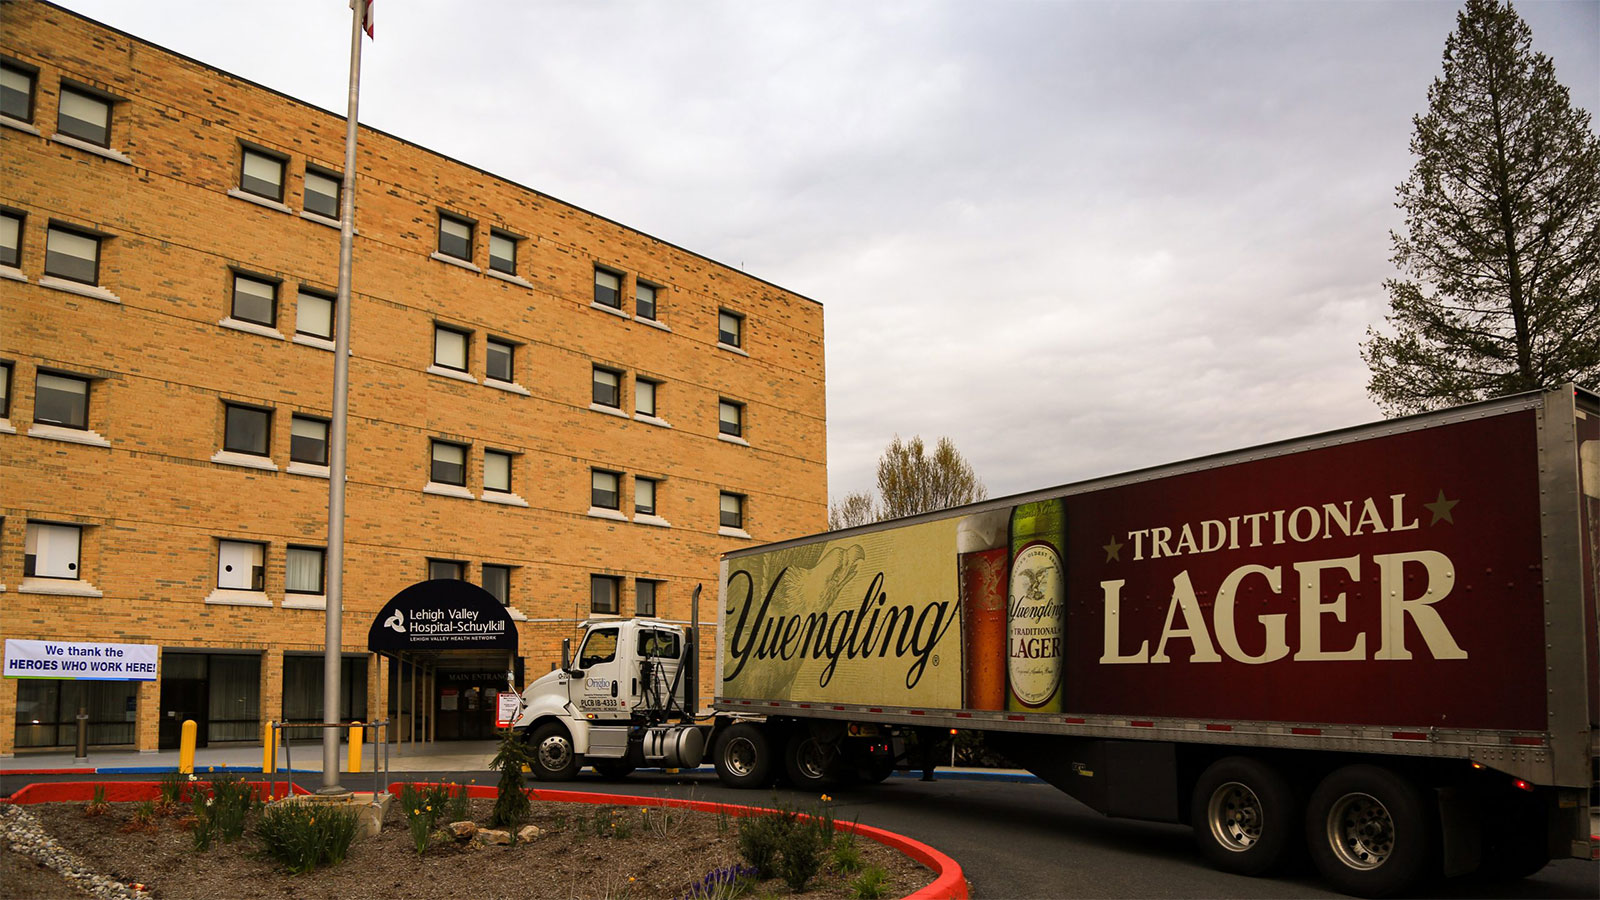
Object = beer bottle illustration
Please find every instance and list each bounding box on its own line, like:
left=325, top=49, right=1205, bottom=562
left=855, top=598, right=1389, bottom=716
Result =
left=957, top=509, right=1010, bottom=710
left=1007, top=499, right=1065, bottom=712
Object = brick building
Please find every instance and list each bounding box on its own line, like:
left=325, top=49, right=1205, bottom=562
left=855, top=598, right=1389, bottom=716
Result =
left=0, top=1, right=827, bottom=755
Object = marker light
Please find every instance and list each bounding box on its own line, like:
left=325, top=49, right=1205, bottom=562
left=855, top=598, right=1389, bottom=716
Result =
left=1514, top=779, right=1534, bottom=792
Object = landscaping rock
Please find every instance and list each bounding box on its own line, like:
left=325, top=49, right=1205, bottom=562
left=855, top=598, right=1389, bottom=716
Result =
left=447, top=820, right=477, bottom=841
left=516, top=824, right=542, bottom=842
left=474, top=829, right=511, bottom=845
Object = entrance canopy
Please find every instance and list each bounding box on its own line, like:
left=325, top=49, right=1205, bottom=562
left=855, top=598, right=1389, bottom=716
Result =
left=367, top=579, right=518, bottom=654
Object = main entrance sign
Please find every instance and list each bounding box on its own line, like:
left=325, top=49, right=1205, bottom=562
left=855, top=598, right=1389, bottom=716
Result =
left=367, top=579, right=518, bottom=652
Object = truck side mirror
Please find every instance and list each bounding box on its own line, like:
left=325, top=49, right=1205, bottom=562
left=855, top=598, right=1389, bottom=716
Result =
left=561, top=637, right=574, bottom=674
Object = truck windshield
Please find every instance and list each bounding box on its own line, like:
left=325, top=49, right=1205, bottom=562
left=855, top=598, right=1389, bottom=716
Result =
left=578, top=628, right=619, bottom=668
left=638, top=630, right=681, bottom=659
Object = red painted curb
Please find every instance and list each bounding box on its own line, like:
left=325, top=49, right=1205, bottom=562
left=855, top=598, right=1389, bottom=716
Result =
left=4, top=780, right=310, bottom=804
left=392, top=781, right=968, bottom=900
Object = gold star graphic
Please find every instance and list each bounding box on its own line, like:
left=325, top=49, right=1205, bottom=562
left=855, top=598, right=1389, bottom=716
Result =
left=1424, top=489, right=1459, bottom=525
left=1103, top=536, right=1123, bottom=562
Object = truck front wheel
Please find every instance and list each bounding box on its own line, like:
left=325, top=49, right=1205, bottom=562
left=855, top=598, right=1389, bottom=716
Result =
left=527, top=721, right=580, bottom=781
left=1191, top=756, right=1298, bottom=876
left=1306, top=764, right=1434, bottom=898
left=713, top=722, right=772, bottom=788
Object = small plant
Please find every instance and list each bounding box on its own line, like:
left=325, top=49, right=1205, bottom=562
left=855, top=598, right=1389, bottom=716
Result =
left=849, top=866, right=892, bottom=900
left=775, top=819, right=824, bottom=892
left=830, top=838, right=864, bottom=875
left=256, top=802, right=359, bottom=874
left=612, top=809, right=634, bottom=839
left=445, top=781, right=471, bottom=823
left=158, top=770, right=185, bottom=809
left=715, top=806, right=731, bottom=836
left=736, top=808, right=788, bottom=877
left=679, top=863, right=758, bottom=900
left=121, top=799, right=159, bottom=834
left=399, top=784, right=439, bottom=856
left=188, top=775, right=252, bottom=849
left=640, top=805, right=675, bottom=838
left=83, top=784, right=109, bottom=818
left=487, top=731, right=532, bottom=836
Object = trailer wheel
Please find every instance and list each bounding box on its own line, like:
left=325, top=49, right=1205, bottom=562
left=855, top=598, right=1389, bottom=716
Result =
left=1306, top=765, right=1434, bottom=898
left=526, top=721, right=579, bottom=782
left=714, top=722, right=772, bottom=788
left=784, top=733, right=838, bottom=788
left=1191, top=756, right=1298, bottom=876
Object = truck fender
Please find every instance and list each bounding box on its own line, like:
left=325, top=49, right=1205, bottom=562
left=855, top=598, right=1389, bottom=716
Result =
left=512, top=697, right=592, bottom=755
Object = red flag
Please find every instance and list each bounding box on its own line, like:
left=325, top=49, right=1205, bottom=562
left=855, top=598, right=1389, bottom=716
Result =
left=362, top=0, right=375, bottom=39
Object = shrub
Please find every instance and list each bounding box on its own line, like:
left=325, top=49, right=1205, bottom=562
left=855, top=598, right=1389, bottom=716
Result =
left=487, top=731, right=532, bottom=834
left=775, top=819, right=825, bottom=892
left=850, top=866, right=892, bottom=900
left=188, top=775, right=252, bottom=849
left=256, top=803, right=359, bottom=874
left=736, top=810, right=786, bottom=877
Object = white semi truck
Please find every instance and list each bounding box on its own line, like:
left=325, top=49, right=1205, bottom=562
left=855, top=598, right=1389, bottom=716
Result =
left=511, top=385, right=1599, bottom=897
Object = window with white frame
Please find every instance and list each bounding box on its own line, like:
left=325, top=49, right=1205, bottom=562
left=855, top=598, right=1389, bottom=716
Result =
left=486, top=338, right=514, bottom=382
left=231, top=273, right=277, bottom=327
left=223, top=403, right=271, bottom=456
left=593, top=267, right=621, bottom=309
left=1, top=209, right=21, bottom=268
left=719, top=400, right=744, bottom=438
left=290, top=414, right=328, bottom=465
left=296, top=287, right=334, bottom=340
left=239, top=146, right=286, bottom=202
left=720, top=492, right=745, bottom=530
left=484, top=449, right=513, bottom=493
left=592, top=366, right=621, bottom=408
left=24, top=522, right=81, bottom=579
left=718, top=310, right=744, bottom=348
left=57, top=85, right=111, bottom=146
left=434, top=325, right=469, bottom=372
left=489, top=230, right=517, bottom=274
left=635, top=378, right=657, bottom=418
left=635, top=282, right=658, bottom=320
left=592, top=469, right=620, bottom=510
left=34, top=371, right=89, bottom=429
left=431, top=440, right=467, bottom=486
left=438, top=213, right=473, bottom=261
left=590, top=574, right=620, bottom=615
left=1, top=59, right=36, bottom=123
left=217, top=540, right=266, bottom=591
left=286, top=546, right=325, bottom=594
left=428, top=558, right=464, bottom=580
left=483, top=564, right=511, bottom=605
left=303, top=167, right=341, bottom=219
left=635, top=579, right=658, bottom=617
left=44, top=224, right=100, bottom=284
left=634, top=477, right=657, bottom=516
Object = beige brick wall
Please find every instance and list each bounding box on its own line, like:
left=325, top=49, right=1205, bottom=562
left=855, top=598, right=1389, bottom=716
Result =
left=0, top=2, right=827, bottom=755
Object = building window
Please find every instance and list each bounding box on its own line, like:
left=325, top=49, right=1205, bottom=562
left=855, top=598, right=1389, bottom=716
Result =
left=290, top=415, right=329, bottom=465
left=231, top=273, right=277, bottom=327
left=489, top=230, right=517, bottom=274
left=484, top=449, right=513, bottom=493
left=718, top=310, right=744, bottom=348
left=44, top=224, right=100, bottom=285
left=486, top=338, right=514, bottom=382
left=239, top=146, right=286, bottom=202
left=720, top=492, right=745, bottom=530
left=430, top=440, right=467, bottom=486
left=482, top=564, right=510, bottom=605
left=0, top=362, right=11, bottom=419
left=223, top=403, right=271, bottom=456
left=296, top=287, right=334, bottom=340
left=591, top=469, right=620, bottom=510
left=635, top=378, right=657, bottom=417
left=428, top=559, right=464, bottom=580
left=593, top=267, right=621, bottom=309
left=438, top=213, right=473, bottom=261
left=304, top=167, right=341, bottom=219
left=1, top=59, right=36, bottom=122
left=217, top=540, right=266, bottom=591
left=1, top=209, right=21, bottom=268
left=33, top=371, right=89, bottom=429
left=590, top=575, right=620, bottom=615
left=24, top=522, right=80, bottom=579
left=636, top=579, right=658, bottom=617
left=56, top=85, right=111, bottom=147
left=286, top=546, right=325, bottom=594
left=719, top=400, right=744, bottom=438
left=434, top=325, right=469, bottom=372
left=592, top=366, right=621, bottom=408
left=635, top=477, right=657, bottom=516
left=635, top=282, right=658, bottom=320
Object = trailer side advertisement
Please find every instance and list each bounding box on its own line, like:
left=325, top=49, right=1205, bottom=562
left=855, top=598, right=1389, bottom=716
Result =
left=723, top=409, right=1551, bottom=731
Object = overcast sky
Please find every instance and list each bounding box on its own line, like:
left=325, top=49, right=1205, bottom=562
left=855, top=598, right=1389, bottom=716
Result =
left=55, top=0, right=1600, bottom=502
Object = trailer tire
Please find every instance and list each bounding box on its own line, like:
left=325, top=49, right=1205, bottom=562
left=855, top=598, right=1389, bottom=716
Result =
left=1191, top=756, right=1299, bottom=876
left=1306, top=765, right=1435, bottom=898
left=714, top=722, right=773, bottom=788
left=784, top=733, right=838, bottom=789
left=526, top=721, right=580, bottom=782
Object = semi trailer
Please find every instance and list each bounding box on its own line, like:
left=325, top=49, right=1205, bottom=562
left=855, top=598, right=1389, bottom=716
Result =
left=511, top=384, right=1598, bottom=897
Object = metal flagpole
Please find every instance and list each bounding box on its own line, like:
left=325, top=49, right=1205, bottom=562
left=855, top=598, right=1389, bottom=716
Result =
left=321, top=0, right=368, bottom=794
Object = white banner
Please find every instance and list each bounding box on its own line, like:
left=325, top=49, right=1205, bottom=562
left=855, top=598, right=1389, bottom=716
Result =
left=4, top=639, right=159, bottom=681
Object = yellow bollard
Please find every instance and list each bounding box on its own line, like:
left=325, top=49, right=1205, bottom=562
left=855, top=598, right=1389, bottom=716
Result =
left=178, top=719, right=197, bottom=774
left=347, top=720, right=363, bottom=773
left=262, top=723, right=276, bottom=774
